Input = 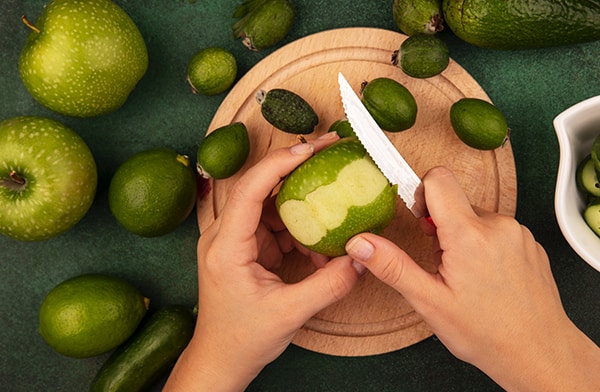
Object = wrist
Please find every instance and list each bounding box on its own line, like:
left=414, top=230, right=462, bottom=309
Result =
left=164, top=335, right=262, bottom=392
left=479, top=317, right=600, bottom=392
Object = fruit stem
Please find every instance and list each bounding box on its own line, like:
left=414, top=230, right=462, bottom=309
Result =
left=21, top=15, right=41, bottom=33
left=0, top=171, right=27, bottom=191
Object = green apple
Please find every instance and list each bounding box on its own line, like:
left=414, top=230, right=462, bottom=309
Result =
left=19, top=0, right=148, bottom=117
left=276, top=138, right=397, bottom=256
left=0, top=116, right=98, bottom=241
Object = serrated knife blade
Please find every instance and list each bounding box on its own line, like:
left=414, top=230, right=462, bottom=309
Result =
left=338, top=72, right=427, bottom=219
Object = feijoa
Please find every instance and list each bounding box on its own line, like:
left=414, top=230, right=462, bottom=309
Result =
left=450, top=98, right=509, bottom=150
left=328, top=119, right=355, bottom=138
left=361, top=77, right=418, bottom=132
left=232, top=0, right=294, bottom=51
left=392, top=33, right=449, bottom=78
left=392, top=0, right=444, bottom=36
left=197, top=122, right=250, bottom=179
left=257, top=88, right=319, bottom=134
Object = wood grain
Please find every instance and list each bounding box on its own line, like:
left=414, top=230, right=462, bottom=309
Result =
left=197, top=28, right=517, bottom=356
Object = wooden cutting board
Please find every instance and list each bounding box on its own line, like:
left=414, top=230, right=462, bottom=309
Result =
left=197, top=27, right=517, bottom=356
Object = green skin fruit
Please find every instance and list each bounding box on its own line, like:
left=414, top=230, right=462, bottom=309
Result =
left=258, top=88, right=319, bottom=134
left=108, top=148, right=197, bottom=237
left=19, top=0, right=148, bottom=117
left=197, top=122, right=250, bottom=179
left=91, top=305, right=196, bottom=392
left=328, top=119, right=356, bottom=138
left=276, top=138, right=397, bottom=257
left=393, top=33, right=449, bottom=78
left=361, top=78, right=418, bottom=132
left=39, top=273, right=148, bottom=358
left=442, top=0, right=600, bottom=49
left=0, top=116, right=97, bottom=241
left=232, top=0, right=294, bottom=51
left=186, top=47, right=237, bottom=96
left=393, top=0, right=444, bottom=36
left=449, top=98, right=509, bottom=150
left=591, top=134, right=600, bottom=175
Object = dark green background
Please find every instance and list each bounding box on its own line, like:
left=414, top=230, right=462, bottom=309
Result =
left=1, top=1, right=599, bottom=391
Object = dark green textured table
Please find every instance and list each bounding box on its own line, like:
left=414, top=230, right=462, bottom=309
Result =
left=1, top=1, right=599, bottom=391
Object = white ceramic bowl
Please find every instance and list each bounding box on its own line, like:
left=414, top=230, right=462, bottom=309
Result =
left=554, top=95, right=600, bottom=273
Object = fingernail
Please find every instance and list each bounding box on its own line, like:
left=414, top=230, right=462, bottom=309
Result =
left=290, top=142, right=314, bottom=155
left=346, top=236, right=374, bottom=261
left=351, top=260, right=367, bottom=276
left=317, top=132, right=339, bottom=140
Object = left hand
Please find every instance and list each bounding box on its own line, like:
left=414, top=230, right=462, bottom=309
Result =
left=165, top=133, right=363, bottom=391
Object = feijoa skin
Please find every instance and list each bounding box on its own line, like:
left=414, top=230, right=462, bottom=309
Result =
left=257, top=88, right=319, bottom=134
left=392, top=0, right=444, bottom=36
left=450, top=98, right=509, bottom=150
left=393, top=33, right=449, bottom=78
left=328, top=119, right=356, bottom=138
left=232, top=0, right=294, bottom=51
left=196, top=122, right=250, bottom=179
left=361, top=77, right=418, bottom=132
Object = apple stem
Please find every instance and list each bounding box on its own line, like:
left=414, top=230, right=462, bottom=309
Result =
left=21, top=15, right=41, bottom=34
left=0, top=171, right=27, bottom=191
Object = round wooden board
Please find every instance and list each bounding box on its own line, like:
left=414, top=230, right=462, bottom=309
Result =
left=197, top=28, right=517, bottom=356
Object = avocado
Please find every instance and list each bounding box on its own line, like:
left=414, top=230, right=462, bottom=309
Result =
left=443, top=0, right=600, bottom=49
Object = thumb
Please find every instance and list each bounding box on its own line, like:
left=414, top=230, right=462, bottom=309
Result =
left=345, top=233, right=439, bottom=303
left=286, top=256, right=360, bottom=318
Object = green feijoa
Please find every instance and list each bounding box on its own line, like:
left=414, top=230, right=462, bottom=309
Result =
left=232, top=0, right=294, bottom=51
left=257, top=88, right=319, bottom=134
left=576, top=154, right=600, bottom=197
left=392, top=0, right=444, bottom=36
left=450, top=98, right=509, bottom=150
left=197, top=122, right=250, bottom=179
left=328, top=119, right=355, bottom=138
left=361, top=77, right=417, bottom=132
left=392, top=33, right=449, bottom=78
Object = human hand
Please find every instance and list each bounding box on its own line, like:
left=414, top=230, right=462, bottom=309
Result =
left=165, top=133, right=363, bottom=391
left=346, top=166, right=600, bottom=392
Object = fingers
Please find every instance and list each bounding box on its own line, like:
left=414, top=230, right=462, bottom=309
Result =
left=285, top=255, right=361, bottom=318
left=219, top=133, right=340, bottom=247
left=422, top=167, right=478, bottom=228
left=345, top=233, right=440, bottom=303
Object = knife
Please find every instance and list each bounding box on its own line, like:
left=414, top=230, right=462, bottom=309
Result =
left=338, top=72, right=428, bottom=219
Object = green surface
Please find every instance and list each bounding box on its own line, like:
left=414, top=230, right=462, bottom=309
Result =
left=1, top=1, right=599, bottom=391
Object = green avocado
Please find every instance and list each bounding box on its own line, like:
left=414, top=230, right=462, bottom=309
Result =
left=442, top=0, right=600, bottom=49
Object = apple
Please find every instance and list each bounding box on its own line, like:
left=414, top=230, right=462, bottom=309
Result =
left=19, top=0, right=148, bottom=117
left=276, top=138, right=397, bottom=256
left=0, top=116, right=98, bottom=241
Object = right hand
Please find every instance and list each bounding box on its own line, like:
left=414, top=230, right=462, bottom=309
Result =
left=345, top=166, right=600, bottom=392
